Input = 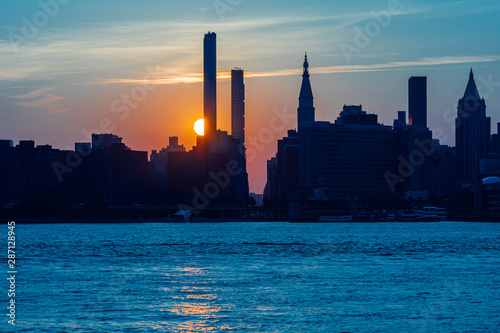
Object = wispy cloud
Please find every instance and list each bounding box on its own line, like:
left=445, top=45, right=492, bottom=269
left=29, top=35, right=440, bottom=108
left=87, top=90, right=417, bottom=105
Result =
left=0, top=9, right=424, bottom=82
left=310, top=55, right=500, bottom=75
left=95, top=55, right=500, bottom=85
left=403, top=0, right=500, bottom=20
left=0, top=3, right=498, bottom=85
left=9, top=86, right=55, bottom=99
left=8, top=87, right=71, bottom=114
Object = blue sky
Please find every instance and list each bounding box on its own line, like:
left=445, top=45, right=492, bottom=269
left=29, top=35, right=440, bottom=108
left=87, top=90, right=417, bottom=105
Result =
left=1, top=0, right=500, bottom=192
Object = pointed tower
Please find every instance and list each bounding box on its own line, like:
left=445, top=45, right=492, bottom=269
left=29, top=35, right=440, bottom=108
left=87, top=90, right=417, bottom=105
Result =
left=297, top=53, right=315, bottom=131
left=456, top=69, right=490, bottom=181
left=463, top=68, right=481, bottom=101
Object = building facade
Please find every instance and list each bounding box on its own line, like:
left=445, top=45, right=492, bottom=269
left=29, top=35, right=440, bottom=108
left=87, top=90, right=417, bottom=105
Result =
left=0, top=138, right=153, bottom=207
left=231, top=68, right=245, bottom=144
left=408, top=76, right=427, bottom=128
left=204, top=32, right=217, bottom=140
left=456, top=69, right=491, bottom=181
left=265, top=56, right=435, bottom=209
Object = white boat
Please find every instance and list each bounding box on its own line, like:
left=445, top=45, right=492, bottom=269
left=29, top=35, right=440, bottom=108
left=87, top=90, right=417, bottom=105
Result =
left=422, top=207, right=447, bottom=221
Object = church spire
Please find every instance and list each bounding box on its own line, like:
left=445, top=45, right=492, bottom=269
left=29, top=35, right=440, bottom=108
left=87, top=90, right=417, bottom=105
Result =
left=299, top=52, right=313, bottom=100
left=463, top=68, right=481, bottom=100
left=297, top=53, right=315, bottom=130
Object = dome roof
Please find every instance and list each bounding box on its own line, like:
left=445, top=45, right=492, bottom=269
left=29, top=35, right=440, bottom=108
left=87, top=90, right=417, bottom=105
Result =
left=482, top=176, right=500, bottom=184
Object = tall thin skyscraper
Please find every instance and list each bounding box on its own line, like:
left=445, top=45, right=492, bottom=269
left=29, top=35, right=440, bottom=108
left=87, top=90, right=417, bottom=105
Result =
left=408, top=76, right=427, bottom=128
left=456, top=69, right=490, bottom=181
left=297, top=53, right=315, bottom=131
left=204, top=32, right=217, bottom=139
left=231, top=68, right=245, bottom=143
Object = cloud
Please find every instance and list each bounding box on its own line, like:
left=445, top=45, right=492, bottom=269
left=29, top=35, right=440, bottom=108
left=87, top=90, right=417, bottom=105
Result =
left=307, top=55, right=500, bottom=75
left=8, top=87, right=71, bottom=114
left=0, top=10, right=422, bottom=82
left=9, top=86, right=55, bottom=99
left=95, top=55, right=500, bottom=85
left=0, top=5, right=499, bottom=85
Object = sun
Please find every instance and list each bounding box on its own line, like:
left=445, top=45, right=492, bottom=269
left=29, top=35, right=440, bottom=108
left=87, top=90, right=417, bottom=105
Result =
left=194, top=118, right=204, bottom=136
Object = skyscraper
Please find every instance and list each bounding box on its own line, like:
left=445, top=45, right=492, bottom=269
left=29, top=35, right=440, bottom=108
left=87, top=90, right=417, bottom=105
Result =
left=231, top=68, right=245, bottom=144
left=297, top=53, right=315, bottom=131
left=204, top=32, right=217, bottom=139
left=491, top=123, right=500, bottom=153
left=456, top=69, right=490, bottom=181
left=408, top=76, right=427, bottom=128
left=166, top=32, right=249, bottom=207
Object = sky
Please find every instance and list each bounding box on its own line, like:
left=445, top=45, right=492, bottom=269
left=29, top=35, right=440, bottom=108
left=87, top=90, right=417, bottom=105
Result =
left=1, top=0, right=500, bottom=193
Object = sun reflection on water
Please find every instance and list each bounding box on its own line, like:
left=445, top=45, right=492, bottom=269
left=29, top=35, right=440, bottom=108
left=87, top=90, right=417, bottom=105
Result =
left=155, top=266, right=235, bottom=332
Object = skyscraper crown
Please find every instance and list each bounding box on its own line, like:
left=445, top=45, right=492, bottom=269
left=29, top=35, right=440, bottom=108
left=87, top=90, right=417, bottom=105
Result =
left=463, top=68, right=481, bottom=100
left=299, top=53, right=313, bottom=100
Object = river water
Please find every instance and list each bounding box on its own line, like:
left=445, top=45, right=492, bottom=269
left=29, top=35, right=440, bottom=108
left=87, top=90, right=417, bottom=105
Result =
left=3, top=222, right=500, bottom=332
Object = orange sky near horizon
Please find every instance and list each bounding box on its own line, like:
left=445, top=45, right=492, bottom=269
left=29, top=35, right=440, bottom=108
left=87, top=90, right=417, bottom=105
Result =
left=87, top=75, right=296, bottom=195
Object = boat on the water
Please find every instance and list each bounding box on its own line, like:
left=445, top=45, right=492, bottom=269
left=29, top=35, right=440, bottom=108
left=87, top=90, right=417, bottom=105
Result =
left=421, top=206, right=447, bottom=221
left=397, top=207, right=447, bottom=222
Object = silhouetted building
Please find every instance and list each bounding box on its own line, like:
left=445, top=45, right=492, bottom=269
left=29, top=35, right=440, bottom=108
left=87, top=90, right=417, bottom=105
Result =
left=92, top=133, right=129, bottom=150
left=165, top=33, right=248, bottom=207
left=335, top=105, right=378, bottom=125
left=73, top=142, right=153, bottom=205
left=150, top=137, right=186, bottom=187
left=204, top=32, right=217, bottom=140
left=249, top=193, right=263, bottom=206
left=275, top=130, right=300, bottom=200
left=406, top=127, right=434, bottom=193
left=0, top=137, right=153, bottom=208
left=299, top=121, right=399, bottom=203
left=393, top=111, right=406, bottom=128
left=480, top=154, right=500, bottom=178
left=231, top=68, right=245, bottom=144
left=491, top=123, right=500, bottom=154
left=297, top=53, right=315, bottom=131
left=75, top=142, right=91, bottom=152
left=409, top=76, right=427, bottom=128
left=431, top=142, right=457, bottom=200
left=456, top=69, right=490, bottom=181
left=166, top=130, right=248, bottom=206
left=265, top=57, right=435, bottom=210
left=474, top=177, right=500, bottom=217
left=0, top=140, right=66, bottom=205
left=264, top=157, right=277, bottom=201
left=0, top=140, right=13, bottom=148
left=211, top=130, right=248, bottom=205
left=166, top=150, right=204, bottom=204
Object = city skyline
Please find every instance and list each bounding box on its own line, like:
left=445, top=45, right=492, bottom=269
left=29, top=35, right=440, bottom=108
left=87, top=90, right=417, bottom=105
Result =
left=1, top=0, right=500, bottom=193
left=3, top=3, right=500, bottom=331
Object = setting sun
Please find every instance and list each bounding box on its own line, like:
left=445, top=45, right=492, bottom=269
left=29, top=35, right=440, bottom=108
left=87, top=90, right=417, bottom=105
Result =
left=194, top=118, right=204, bottom=136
